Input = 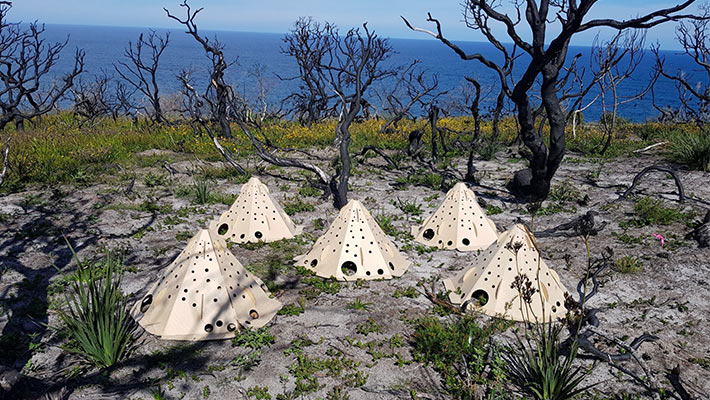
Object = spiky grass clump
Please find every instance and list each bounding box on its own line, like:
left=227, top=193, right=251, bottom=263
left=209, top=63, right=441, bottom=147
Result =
left=670, top=132, right=710, bottom=172
left=504, top=324, right=591, bottom=400
left=58, top=245, right=138, bottom=368
left=193, top=179, right=211, bottom=204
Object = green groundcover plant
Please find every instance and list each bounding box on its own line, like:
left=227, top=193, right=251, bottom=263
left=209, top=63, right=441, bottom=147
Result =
left=57, top=243, right=138, bottom=368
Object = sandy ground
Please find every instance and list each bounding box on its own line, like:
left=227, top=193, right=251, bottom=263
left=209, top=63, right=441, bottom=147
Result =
left=0, top=148, right=708, bottom=399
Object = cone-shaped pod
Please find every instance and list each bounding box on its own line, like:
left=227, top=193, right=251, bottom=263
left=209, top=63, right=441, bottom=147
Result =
left=443, top=224, right=568, bottom=322
left=294, top=199, right=410, bottom=281
left=216, top=176, right=300, bottom=243
left=411, top=182, right=498, bottom=251
left=133, top=223, right=281, bottom=340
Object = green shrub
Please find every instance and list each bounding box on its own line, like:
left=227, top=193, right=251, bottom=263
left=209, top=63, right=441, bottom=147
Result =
left=57, top=245, right=138, bottom=368
left=175, top=231, right=193, bottom=241
left=504, top=324, right=591, bottom=400
left=201, top=166, right=249, bottom=181
left=669, top=132, right=710, bottom=171
left=232, top=326, right=275, bottom=350
left=284, top=198, right=315, bottom=216
left=611, top=231, right=644, bottom=246
left=615, top=256, right=642, bottom=273
left=626, top=197, right=693, bottom=227
left=375, top=213, right=398, bottom=237
left=548, top=181, right=582, bottom=204
left=298, top=185, right=322, bottom=197
left=392, top=286, right=418, bottom=299
left=478, top=139, right=502, bottom=161
left=278, top=297, right=306, bottom=316
left=395, top=198, right=423, bottom=216
left=409, top=172, right=444, bottom=189
left=247, top=386, right=272, bottom=400
left=411, top=315, right=508, bottom=398
left=355, top=317, right=381, bottom=335
left=486, top=204, right=503, bottom=215
left=143, top=172, right=169, bottom=187
left=300, top=276, right=342, bottom=299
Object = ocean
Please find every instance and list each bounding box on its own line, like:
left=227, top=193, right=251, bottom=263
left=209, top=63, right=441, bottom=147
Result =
left=41, top=24, right=704, bottom=122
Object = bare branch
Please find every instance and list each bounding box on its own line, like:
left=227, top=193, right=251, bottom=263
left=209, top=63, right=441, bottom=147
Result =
left=165, top=0, right=234, bottom=137
left=113, top=30, right=170, bottom=123
left=0, top=135, right=10, bottom=187
left=0, top=3, right=84, bottom=130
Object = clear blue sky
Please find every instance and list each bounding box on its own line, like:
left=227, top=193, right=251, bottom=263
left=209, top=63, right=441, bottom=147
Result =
left=12, top=0, right=689, bottom=48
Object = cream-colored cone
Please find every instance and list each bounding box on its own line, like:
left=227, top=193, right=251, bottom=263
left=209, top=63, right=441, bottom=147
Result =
left=294, top=199, right=410, bottom=281
left=411, top=182, right=498, bottom=251
left=216, top=176, right=300, bottom=243
left=444, top=224, right=568, bottom=322
left=133, top=222, right=281, bottom=340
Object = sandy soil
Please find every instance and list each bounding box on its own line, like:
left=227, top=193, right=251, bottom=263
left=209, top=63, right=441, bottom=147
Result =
left=0, top=148, right=708, bottom=399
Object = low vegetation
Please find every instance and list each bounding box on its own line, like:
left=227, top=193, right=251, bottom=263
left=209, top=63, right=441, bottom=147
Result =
left=625, top=197, right=695, bottom=228
left=57, top=246, right=138, bottom=368
left=411, top=314, right=509, bottom=398
left=1, top=2, right=708, bottom=399
left=504, top=325, right=591, bottom=400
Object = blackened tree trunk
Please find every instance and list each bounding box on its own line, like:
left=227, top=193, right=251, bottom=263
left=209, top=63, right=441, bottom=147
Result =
left=405, top=0, right=704, bottom=202
left=428, top=104, right=439, bottom=163
left=464, top=77, right=481, bottom=182
left=331, top=113, right=356, bottom=209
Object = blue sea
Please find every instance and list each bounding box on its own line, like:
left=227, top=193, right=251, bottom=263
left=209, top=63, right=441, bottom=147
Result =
left=43, top=24, right=704, bottom=122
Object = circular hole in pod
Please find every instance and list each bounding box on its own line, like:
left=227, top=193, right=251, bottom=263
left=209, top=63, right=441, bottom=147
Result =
left=218, top=223, right=229, bottom=236
left=468, top=290, right=489, bottom=308
left=140, top=295, right=153, bottom=312
left=341, top=261, right=357, bottom=276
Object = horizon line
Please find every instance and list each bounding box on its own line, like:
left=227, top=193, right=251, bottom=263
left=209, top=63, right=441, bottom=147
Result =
left=41, top=22, right=685, bottom=52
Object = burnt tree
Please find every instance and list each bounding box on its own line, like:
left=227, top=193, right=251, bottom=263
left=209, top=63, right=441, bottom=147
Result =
left=405, top=1, right=705, bottom=201
left=280, top=18, right=335, bottom=126
left=592, top=30, right=653, bottom=155
left=166, top=1, right=235, bottom=137
left=114, top=30, right=170, bottom=124
left=232, top=20, right=395, bottom=209
left=654, top=5, right=710, bottom=134
left=0, top=1, right=84, bottom=131
left=317, top=22, right=396, bottom=208
left=378, top=61, right=441, bottom=134
left=0, top=2, right=84, bottom=187
left=71, top=75, right=114, bottom=125
left=248, top=63, right=282, bottom=128
left=177, top=71, right=247, bottom=174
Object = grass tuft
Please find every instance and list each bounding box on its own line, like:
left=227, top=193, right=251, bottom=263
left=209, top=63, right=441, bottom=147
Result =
left=669, top=131, right=710, bottom=172
left=504, top=324, right=592, bottom=400
left=57, top=244, right=138, bottom=368
left=615, top=255, right=643, bottom=273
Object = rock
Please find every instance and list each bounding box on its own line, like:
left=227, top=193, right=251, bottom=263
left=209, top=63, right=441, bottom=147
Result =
left=135, top=149, right=179, bottom=157
left=0, top=366, right=22, bottom=393
left=508, top=168, right=532, bottom=199
left=695, top=224, right=710, bottom=248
